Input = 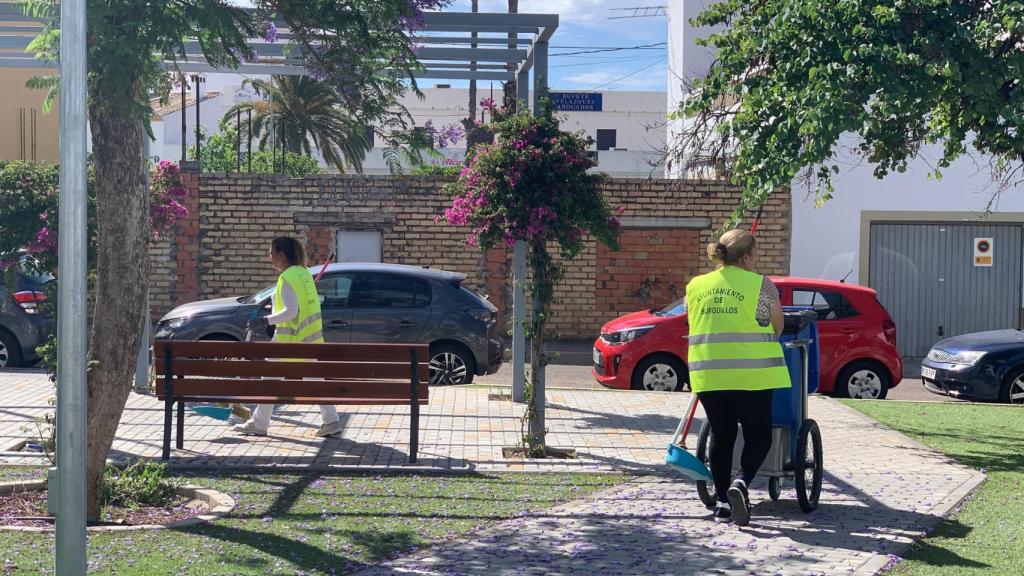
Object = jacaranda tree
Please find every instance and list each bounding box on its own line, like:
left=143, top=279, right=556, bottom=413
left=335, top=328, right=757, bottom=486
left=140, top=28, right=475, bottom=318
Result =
left=22, top=0, right=449, bottom=519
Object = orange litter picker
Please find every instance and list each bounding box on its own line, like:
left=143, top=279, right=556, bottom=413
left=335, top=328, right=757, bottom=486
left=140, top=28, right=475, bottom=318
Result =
left=664, top=204, right=764, bottom=481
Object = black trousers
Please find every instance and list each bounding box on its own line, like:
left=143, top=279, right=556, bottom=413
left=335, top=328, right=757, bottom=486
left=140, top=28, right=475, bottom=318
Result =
left=697, top=389, right=774, bottom=501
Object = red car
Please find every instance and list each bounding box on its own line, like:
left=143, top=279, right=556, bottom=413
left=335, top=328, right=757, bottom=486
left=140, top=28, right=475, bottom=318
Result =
left=593, top=277, right=903, bottom=399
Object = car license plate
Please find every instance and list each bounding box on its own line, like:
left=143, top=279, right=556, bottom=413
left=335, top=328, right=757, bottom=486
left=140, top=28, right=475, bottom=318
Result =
left=921, top=367, right=936, bottom=380
left=593, top=348, right=602, bottom=366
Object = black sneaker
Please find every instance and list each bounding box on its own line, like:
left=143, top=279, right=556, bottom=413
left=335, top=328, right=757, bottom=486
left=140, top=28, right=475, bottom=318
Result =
left=727, top=480, right=751, bottom=526
left=713, top=502, right=732, bottom=523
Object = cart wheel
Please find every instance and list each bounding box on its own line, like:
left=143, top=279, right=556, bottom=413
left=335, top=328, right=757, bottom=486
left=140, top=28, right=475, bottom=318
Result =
left=768, top=477, right=782, bottom=501
left=794, top=419, right=823, bottom=513
left=695, top=423, right=717, bottom=509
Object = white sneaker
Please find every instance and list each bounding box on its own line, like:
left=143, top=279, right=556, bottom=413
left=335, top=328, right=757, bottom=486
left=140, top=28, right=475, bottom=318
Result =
left=233, top=420, right=268, bottom=436
left=316, top=420, right=342, bottom=437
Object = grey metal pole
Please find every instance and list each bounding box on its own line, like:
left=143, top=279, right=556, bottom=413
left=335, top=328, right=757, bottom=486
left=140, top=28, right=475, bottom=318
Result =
left=532, top=41, right=548, bottom=113
left=511, top=241, right=526, bottom=403
left=527, top=39, right=548, bottom=434
left=511, top=69, right=530, bottom=404
left=56, top=0, right=88, bottom=570
left=135, top=128, right=151, bottom=394
left=180, top=75, right=187, bottom=162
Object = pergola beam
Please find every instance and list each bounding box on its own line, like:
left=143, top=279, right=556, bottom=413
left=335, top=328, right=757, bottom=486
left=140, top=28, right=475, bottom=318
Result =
left=417, top=35, right=533, bottom=45
left=416, top=46, right=526, bottom=62
left=413, top=69, right=514, bottom=81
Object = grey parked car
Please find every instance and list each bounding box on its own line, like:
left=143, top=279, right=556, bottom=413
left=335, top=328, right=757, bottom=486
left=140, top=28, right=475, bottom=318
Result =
left=0, top=256, right=54, bottom=368
left=154, top=263, right=504, bottom=385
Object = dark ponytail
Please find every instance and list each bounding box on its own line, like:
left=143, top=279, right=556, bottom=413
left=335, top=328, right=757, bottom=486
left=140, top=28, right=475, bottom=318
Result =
left=271, top=236, right=307, bottom=267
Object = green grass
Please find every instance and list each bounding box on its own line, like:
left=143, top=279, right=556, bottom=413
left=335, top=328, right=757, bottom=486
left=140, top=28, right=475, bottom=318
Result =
left=0, top=470, right=622, bottom=575
left=843, top=401, right=1024, bottom=576
left=0, top=466, right=45, bottom=483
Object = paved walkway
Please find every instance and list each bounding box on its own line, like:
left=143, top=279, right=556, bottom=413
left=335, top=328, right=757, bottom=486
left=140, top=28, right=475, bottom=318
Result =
left=0, top=370, right=985, bottom=575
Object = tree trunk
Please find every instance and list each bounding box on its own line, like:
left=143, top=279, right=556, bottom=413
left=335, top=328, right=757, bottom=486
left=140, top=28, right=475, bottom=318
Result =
left=85, top=96, right=150, bottom=521
left=504, top=0, right=520, bottom=111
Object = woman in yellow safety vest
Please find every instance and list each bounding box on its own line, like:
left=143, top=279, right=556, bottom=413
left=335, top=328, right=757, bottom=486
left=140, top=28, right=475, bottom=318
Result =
left=233, top=236, right=342, bottom=438
left=685, top=229, right=787, bottom=526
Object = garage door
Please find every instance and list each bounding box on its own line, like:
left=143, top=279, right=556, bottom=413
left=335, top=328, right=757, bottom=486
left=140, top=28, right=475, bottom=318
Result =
left=869, top=223, right=1023, bottom=366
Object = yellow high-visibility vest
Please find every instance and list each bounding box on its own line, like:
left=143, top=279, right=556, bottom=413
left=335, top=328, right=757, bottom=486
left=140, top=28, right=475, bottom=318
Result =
left=273, top=265, right=324, bottom=345
left=685, top=266, right=789, bottom=393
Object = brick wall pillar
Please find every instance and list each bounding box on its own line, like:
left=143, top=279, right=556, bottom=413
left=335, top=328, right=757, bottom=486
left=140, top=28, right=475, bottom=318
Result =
left=305, top=226, right=335, bottom=266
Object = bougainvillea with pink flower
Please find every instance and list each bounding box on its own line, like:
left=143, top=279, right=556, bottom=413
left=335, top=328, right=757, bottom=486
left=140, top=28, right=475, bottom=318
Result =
left=1, top=160, right=190, bottom=276
left=149, top=160, right=190, bottom=237
left=441, top=98, right=620, bottom=454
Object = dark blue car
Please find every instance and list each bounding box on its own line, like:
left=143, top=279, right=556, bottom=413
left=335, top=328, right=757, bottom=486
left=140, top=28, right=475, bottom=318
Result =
left=921, top=330, right=1024, bottom=404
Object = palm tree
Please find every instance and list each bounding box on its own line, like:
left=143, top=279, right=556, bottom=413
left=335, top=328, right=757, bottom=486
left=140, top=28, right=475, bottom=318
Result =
left=222, top=76, right=371, bottom=173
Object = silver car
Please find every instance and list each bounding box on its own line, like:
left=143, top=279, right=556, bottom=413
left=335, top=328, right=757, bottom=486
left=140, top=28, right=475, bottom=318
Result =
left=154, top=263, right=504, bottom=385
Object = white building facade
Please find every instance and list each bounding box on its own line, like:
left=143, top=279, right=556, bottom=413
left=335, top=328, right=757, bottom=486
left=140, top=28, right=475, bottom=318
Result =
left=147, top=76, right=667, bottom=178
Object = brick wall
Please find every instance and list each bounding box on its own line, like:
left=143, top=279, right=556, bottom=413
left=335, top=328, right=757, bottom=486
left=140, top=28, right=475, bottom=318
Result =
left=150, top=170, right=790, bottom=339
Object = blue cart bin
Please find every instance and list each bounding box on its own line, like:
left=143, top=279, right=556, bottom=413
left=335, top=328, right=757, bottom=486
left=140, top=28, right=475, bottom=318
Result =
left=773, top=308, right=820, bottom=430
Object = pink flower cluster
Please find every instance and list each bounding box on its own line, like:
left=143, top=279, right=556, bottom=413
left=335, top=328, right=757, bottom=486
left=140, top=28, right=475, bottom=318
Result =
left=25, top=211, right=57, bottom=254
left=150, top=161, right=189, bottom=237
left=439, top=111, right=616, bottom=252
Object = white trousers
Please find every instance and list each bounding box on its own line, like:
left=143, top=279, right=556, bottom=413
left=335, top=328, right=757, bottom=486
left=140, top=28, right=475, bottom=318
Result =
left=253, top=403, right=338, bottom=431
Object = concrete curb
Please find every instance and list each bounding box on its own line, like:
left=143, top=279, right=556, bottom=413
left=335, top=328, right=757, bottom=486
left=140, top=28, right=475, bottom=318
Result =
left=0, top=482, right=235, bottom=533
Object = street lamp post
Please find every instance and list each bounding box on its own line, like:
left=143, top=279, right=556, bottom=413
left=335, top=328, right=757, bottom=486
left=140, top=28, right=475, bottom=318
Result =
left=55, top=0, right=89, bottom=571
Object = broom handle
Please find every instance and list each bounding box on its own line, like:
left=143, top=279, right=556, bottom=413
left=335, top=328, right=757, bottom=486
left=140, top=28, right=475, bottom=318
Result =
left=679, top=393, right=696, bottom=444
left=314, top=251, right=336, bottom=283
left=749, top=205, right=764, bottom=236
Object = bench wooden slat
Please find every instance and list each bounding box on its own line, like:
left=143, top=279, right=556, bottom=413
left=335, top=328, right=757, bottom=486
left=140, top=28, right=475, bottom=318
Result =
left=161, top=396, right=428, bottom=406
left=155, top=340, right=429, bottom=363
left=156, top=358, right=429, bottom=381
left=157, top=378, right=428, bottom=400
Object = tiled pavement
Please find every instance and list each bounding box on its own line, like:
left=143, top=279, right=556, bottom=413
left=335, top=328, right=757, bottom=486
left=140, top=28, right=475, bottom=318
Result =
left=1, top=370, right=986, bottom=575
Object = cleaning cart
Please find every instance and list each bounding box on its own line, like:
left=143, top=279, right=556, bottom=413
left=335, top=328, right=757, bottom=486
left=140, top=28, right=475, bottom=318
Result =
left=687, top=308, right=824, bottom=512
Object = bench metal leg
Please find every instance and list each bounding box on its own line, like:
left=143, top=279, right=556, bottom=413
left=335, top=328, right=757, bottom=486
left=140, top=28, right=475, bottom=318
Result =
left=161, top=344, right=174, bottom=461
left=410, top=349, right=419, bottom=464
left=176, top=400, right=185, bottom=450
left=162, top=396, right=173, bottom=461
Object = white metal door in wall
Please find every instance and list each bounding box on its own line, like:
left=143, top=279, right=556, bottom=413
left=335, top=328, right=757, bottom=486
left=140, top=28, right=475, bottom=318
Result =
left=869, top=223, right=1023, bottom=366
left=337, top=230, right=382, bottom=263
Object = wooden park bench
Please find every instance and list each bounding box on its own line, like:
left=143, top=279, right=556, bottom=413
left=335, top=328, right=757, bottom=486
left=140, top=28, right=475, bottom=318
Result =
left=154, top=340, right=429, bottom=463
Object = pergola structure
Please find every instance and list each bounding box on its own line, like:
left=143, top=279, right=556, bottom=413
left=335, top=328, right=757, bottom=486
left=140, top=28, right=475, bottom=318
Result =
left=0, top=7, right=554, bottom=574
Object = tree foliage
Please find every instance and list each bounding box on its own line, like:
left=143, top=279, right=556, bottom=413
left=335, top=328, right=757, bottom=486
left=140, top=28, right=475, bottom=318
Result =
left=677, top=0, right=1024, bottom=216
left=221, top=77, right=371, bottom=173
left=188, top=128, right=324, bottom=177
left=20, top=0, right=449, bottom=518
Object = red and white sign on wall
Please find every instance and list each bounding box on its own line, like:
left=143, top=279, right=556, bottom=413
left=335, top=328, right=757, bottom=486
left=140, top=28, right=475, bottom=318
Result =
left=974, top=237, right=994, bottom=267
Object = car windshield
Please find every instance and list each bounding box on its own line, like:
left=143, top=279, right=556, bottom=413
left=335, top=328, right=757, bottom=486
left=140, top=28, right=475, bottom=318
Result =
left=655, top=297, right=686, bottom=317
left=245, top=284, right=275, bottom=304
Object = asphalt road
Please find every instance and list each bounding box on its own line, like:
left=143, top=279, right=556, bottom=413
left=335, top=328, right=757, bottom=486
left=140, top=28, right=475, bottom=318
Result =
left=476, top=365, right=958, bottom=402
